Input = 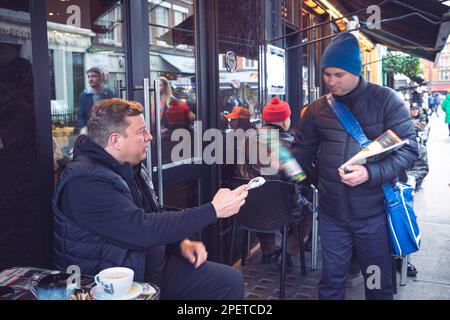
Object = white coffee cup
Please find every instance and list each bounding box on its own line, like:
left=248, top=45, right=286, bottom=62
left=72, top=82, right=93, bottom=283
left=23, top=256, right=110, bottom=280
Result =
left=94, top=267, right=134, bottom=298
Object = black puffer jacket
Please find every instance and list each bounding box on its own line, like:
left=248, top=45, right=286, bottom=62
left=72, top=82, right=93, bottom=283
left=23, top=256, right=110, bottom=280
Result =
left=53, top=136, right=217, bottom=283
left=292, top=79, right=418, bottom=222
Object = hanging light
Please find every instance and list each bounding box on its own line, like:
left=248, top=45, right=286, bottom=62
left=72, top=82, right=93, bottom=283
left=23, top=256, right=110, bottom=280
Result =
left=318, top=0, right=348, bottom=31
left=303, top=0, right=326, bottom=15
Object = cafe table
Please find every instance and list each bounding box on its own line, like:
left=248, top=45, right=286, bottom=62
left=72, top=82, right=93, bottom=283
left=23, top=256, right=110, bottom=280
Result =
left=0, top=266, right=160, bottom=300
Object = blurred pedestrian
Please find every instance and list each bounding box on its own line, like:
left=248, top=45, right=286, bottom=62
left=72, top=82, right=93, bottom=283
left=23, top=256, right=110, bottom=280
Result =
left=441, top=93, right=450, bottom=136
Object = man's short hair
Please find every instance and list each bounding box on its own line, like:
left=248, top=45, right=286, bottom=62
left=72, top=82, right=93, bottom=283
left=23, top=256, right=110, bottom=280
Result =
left=87, top=67, right=103, bottom=76
left=87, top=98, right=144, bottom=147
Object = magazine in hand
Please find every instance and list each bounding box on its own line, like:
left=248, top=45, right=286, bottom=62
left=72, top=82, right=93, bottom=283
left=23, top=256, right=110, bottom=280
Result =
left=341, top=129, right=408, bottom=171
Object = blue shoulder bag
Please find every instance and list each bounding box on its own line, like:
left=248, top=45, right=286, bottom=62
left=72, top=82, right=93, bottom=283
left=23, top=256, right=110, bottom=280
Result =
left=327, top=94, right=421, bottom=257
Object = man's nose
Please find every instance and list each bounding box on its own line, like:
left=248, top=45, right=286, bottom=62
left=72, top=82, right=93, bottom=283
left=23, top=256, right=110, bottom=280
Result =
left=327, top=77, right=337, bottom=87
left=145, top=131, right=153, bottom=142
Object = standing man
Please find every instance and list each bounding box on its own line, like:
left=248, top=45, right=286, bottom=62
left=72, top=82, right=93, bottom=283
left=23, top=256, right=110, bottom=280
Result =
left=77, top=67, right=115, bottom=132
left=292, top=32, right=418, bottom=300
left=55, top=98, right=248, bottom=299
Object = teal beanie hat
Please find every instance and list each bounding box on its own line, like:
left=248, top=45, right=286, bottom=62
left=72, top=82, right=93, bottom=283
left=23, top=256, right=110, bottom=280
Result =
left=321, top=32, right=362, bottom=76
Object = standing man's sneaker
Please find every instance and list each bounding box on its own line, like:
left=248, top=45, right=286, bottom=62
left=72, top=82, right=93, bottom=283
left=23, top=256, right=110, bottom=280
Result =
left=406, top=262, right=418, bottom=277
left=396, top=259, right=418, bottom=277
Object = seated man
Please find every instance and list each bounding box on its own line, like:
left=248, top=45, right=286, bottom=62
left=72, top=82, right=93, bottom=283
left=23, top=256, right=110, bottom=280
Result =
left=53, top=98, right=248, bottom=300
left=237, top=97, right=301, bottom=267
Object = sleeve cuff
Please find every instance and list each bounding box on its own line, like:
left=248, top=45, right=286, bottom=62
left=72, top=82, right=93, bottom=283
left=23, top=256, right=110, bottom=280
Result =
left=203, top=202, right=218, bottom=224
left=365, top=163, right=380, bottom=187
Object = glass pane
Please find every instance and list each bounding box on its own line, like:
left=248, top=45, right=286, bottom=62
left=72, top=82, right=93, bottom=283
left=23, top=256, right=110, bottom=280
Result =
left=46, top=0, right=126, bottom=177
left=217, top=0, right=262, bottom=132
left=217, top=0, right=262, bottom=183
left=148, top=0, right=198, bottom=168
left=0, top=1, right=42, bottom=268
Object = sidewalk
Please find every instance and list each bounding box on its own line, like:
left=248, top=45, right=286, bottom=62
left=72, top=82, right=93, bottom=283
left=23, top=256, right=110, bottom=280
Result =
left=384, top=114, right=450, bottom=299
left=239, top=114, right=450, bottom=300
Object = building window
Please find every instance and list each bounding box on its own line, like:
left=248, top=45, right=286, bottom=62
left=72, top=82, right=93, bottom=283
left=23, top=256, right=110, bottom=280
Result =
left=173, top=10, right=187, bottom=50
left=244, top=58, right=257, bottom=69
left=174, top=10, right=186, bottom=25
left=97, top=6, right=123, bottom=46
left=440, top=71, right=449, bottom=81
left=219, top=54, right=227, bottom=70
left=441, top=56, right=449, bottom=66
left=155, top=6, right=169, bottom=46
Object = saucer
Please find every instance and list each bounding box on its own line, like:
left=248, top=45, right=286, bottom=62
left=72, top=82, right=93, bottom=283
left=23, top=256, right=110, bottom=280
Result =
left=91, top=282, right=143, bottom=300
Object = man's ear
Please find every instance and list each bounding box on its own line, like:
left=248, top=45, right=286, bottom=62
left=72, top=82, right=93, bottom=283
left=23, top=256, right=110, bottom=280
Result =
left=108, top=132, right=122, bottom=150
left=282, top=118, right=291, bottom=130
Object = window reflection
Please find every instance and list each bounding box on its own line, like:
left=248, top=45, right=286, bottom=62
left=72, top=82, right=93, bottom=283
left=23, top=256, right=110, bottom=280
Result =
left=216, top=0, right=262, bottom=184
left=47, top=0, right=125, bottom=178
left=217, top=0, right=262, bottom=132
left=148, top=0, right=198, bottom=167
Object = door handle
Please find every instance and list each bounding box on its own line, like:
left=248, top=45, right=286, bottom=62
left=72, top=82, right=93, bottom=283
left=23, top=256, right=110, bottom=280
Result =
left=154, top=79, right=164, bottom=206
left=143, top=78, right=152, bottom=174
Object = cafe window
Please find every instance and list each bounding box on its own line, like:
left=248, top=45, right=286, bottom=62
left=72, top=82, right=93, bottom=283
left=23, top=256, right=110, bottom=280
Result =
left=0, top=0, right=44, bottom=268
left=148, top=0, right=198, bottom=167
left=217, top=0, right=262, bottom=131
left=46, top=0, right=127, bottom=181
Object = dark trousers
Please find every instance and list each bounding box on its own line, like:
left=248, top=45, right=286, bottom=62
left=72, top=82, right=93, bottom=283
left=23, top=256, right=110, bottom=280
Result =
left=160, top=255, right=244, bottom=300
left=318, top=213, right=393, bottom=300
left=448, top=124, right=450, bottom=135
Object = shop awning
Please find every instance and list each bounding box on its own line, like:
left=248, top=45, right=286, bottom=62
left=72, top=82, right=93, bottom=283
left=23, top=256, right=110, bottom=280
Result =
left=431, top=83, right=450, bottom=92
left=149, top=54, right=179, bottom=73
left=160, top=54, right=195, bottom=74
left=332, top=0, right=450, bottom=61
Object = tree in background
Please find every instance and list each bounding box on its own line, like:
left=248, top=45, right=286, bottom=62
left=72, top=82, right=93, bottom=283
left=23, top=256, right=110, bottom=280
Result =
left=382, top=54, right=421, bottom=88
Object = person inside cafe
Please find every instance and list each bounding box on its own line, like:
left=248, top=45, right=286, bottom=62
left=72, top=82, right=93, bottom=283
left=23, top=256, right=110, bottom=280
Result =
left=224, top=106, right=254, bottom=131
left=161, top=97, right=196, bottom=164
left=53, top=98, right=248, bottom=300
